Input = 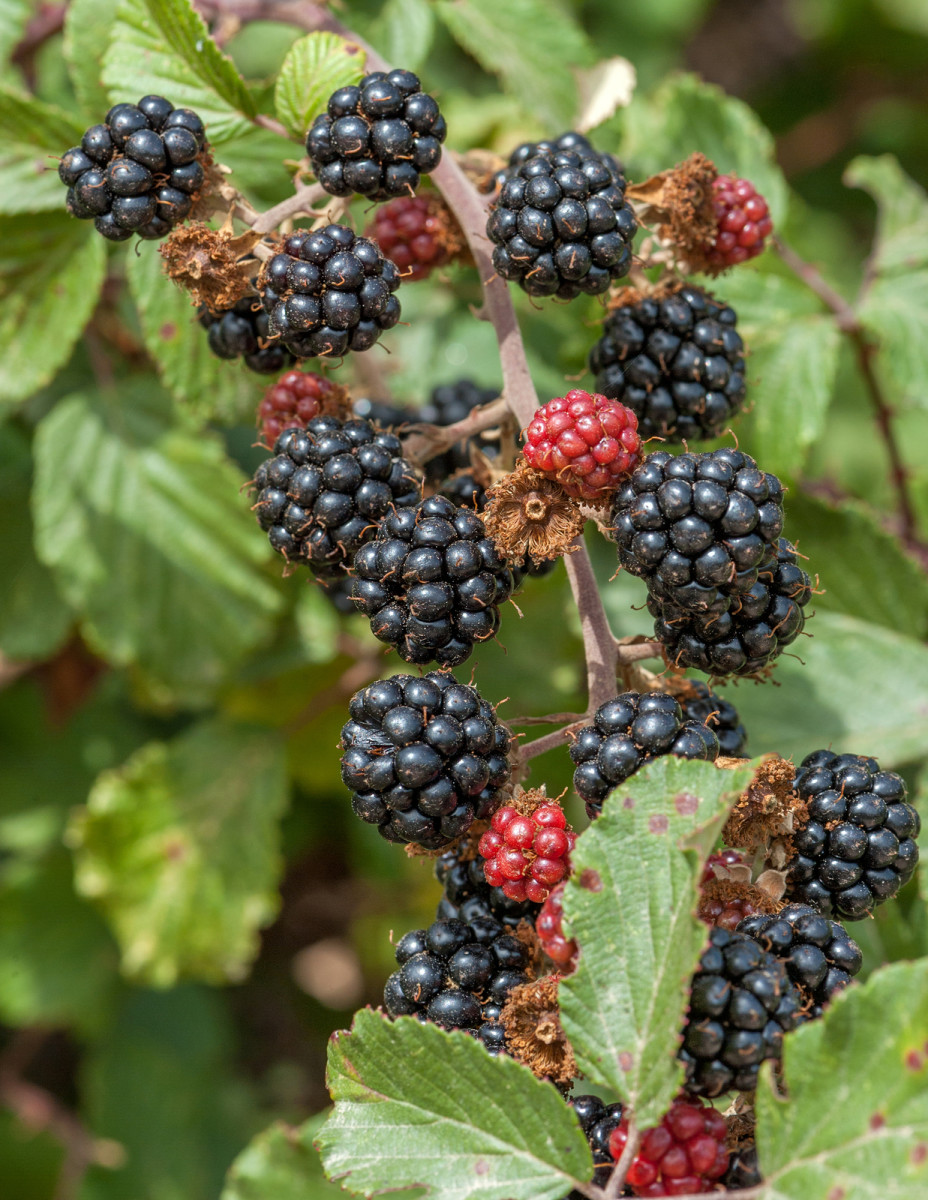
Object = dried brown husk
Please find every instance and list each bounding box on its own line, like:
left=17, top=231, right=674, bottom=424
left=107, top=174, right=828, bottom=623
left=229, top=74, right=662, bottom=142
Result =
left=483, top=462, right=585, bottom=564
left=722, top=753, right=807, bottom=868
left=160, top=220, right=263, bottom=311
left=500, top=975, right=577, bottom=1087
left=626, top=152, right=721, bottom=274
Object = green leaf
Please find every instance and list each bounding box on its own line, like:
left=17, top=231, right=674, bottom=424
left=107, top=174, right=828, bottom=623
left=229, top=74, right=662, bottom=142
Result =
left=125, top=237, right=262, bottom=421
left=755, top=959, right=928, bottom=1199
left=787, top=492, right=928, bottom=637
left=0, top=212, right=106, bottom=408
left=68, top=718, right=288, bottom=986
left=857, top=270, right=928, bottom=411
left=434, top=0, right=593, bottom=131
left=64, top=0, right=116, bottom=116
left=845, top=155, right=928, bottom=274
left=222, top=1117, right=345, bottom=1200
left=0, top=425, right=72, bottom=660
left=372, top=0, right=435, bottom=73
left=0, top=86, right=85, bottom=214
left=559, top=757, right=753, bottom=1125
left=274, top=32, right=365, bottom=141
left=102, top=0, right=254, bottom=145
left=622, top=73, right=789, bottom=225
left=31, top=386, right=282, bottom=697
left=317, top=1010, right=593, bottom=1200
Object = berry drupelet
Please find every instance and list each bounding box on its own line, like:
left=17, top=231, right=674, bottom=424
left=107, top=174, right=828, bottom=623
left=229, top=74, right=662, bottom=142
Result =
left=307, top=69, right=446, bottom=201
left=366, top=193, right=461, bottom=281
left=677, top=681, right=748, bottom=758
left=383, top=916, right=532, bottom=1052
left=608, top=1098, right=729, bottom=1196
left=738, top=903, right=862, bottom=1018
left=251, top=418, right=420, bottom=577
left=351, top=495, right=519, bottom=667
left=340, top=671, right=512, bottom=849
left=256, top=369, right=348, bottom=447
left=570, top=692, right=720, bottom=819
left=60, top=95, right=206, bottom=241
left=478, top=802, right=575, bottom=903
left=706, top=175, right=773, bottom=269
left=785, top=750, right=920, bottom=920
left=258, top=224, right=401, bottom=359
left=588, top=285, right=747, bottom=443
left=680, top=927, right=802, bottom=1098
left=434, top=843, right=540, bottom=928
left=523, top=390, right=641, bottom=502
left=482, top=130, right=623, bottom=195
left=198, top=291, right=294, bottom=375
left=536, top=882, right=578, bottom=970
left=486, top=147, right=637, bottom=299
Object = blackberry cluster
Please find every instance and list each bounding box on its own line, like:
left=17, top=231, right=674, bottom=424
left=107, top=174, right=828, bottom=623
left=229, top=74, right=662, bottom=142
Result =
left=251, top=418, right=420, bottom=577
left=677, top=682, right=748, bottom=758
left=486, top=148, right=637, bottom=299
left=339, top=671, right=511, bottom=849
left=306, top=69, right=446, bottom=201
left=680, top=927, right=802, bottom=1097
left=589, top=286, right=746, bottom=443
left=786, top=750, right=920, bottom=920
left=570, top=692, right=721, bottom=819
left=608, top=1098, right=729, bottom=1196
left=198, top=291, right=293, bottom=374
left=258, top=224, right=401, bottom=359
left=351, top=495, right=519, bottom=666
left=482, top=131, right=623, bottom=194
left=738, top=903, right=862, bottom=1017
left=435, top=844, right=540, bottom=928
left=418, top=380, right=499, bottom=483
left=383, top=916, right=531, bottom=1052
left=60, top=95, right=205, bottom=242
left=569, top=1095, right=626, bottom=1190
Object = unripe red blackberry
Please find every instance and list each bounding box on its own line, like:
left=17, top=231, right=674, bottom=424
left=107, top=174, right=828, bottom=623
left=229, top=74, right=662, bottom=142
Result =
left=706, top=175, right=773, bottom=268
left=536, top=882, right=577, bottom=969
left=60, top=95, right=206, bottom=241
left=366, top=193, right=461, bottom=281
left=608, top=1098, right=729, bottom=1195
left=256, top=369, right=348, bottom=447
left=307, top=69, right=445, bottom=201
left=478, top=801, right=575, bottom=903
left=698, top=849, right=767, bottom=930
left=523, top=390, right=641, bottom=502
left=198, top=291, right=294, bottom=375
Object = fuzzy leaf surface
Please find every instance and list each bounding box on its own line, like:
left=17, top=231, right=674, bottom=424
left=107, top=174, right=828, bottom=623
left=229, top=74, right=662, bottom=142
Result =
left=316, top=1009, right=593, bottom=1200
left=755, top=959, right=928, bottom=1199
left=69, top=718, right=288, bottom=986
left=222, top=1117, right=344, bottom=1200
left=559, top=757, right=753, bottom=1125
left=0, top=86, right=85, bottom=213
left=274, top=32, right=365, bottom=141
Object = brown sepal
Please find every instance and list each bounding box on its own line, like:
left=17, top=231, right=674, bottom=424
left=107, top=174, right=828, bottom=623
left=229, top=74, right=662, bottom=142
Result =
left=483, top=461, right=585, bottom=565
left=160, top=221, right=264, bottom=312
left=722, top=753, right=807, bottom=868
left=626, top=152, right=721, bottom=275
left=500, top=975, right=577, bottom=1088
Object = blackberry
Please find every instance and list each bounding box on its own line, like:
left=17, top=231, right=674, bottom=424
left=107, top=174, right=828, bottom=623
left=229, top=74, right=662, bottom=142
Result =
left=418, top=379, right=500, bottom=484
left=257, top=224, right=401, bottom=359
left=609, top=1098, right=729, bottom=1195
left=478, top=801, right=575, bottom=903
left=785, top=750, right=920, bottom=920
left=256, top=369, right=348, bottom=446
left=680, top=927, right=802, bottom=1098
left=251, top=418, right=420, bottom=578
left=351, top=495, right=519, bottom=667
left=589, top=285, right=747, bottom=442
left=570, top=692, right=720, bottom=819
left=340, top=670, right=512, bottom=849
left=366, top=193, right=461, bottom=281
left=737, top=903, right=862, bottom=1017
left=678, top=681, right=748, bottom=757
left=482, top=131, right=623, bottom=195
left=439, top=471, right=488, bottom=511
left=198, top=289, right=294, bottom=375
left=486, top=148, right=637, bottom=299
left=59, top=95, right=206, bottom=241
left=725, top=1144, right=762, bottom=1190
left=707, top=175, right=773, bottom=269
left=306, top=69, right=446, bottom=201
left=523, top=389, right=641, bottom=501
left=567, top=1095, right=625, bottom=1191
left=649, top=537, right=813, bottom=678
left=351, top=397, right=412, bottom=428
left=435, top=844, right=539, bottom=928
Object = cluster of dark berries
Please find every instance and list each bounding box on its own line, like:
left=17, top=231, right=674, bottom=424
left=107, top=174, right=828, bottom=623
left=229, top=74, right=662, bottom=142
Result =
left=60, top=96, right=205, bottom=242
left=418, top=380, right=500, bottom=484
left=677, top=681, right=748, bottom=757
left=482, top=130, right=623, bottom=195
left=351, top=495, right=518, bottom=667
left=258, top=224, right=401, bottom=359
left=523, top=390, right=641, bottom=501
left=199, top=289, right=293, bottom=375
left=680, top=927, right=802, bottom=1097
left=251, top=418, right=420, bottom=578
left=588, top=285, right=747, bottom=443
left=786, top=750, right=920, bottom=920
left=738, top=903, right=862, bottom=1017
left=536, top=882, right=577, bottom=969
left=478, top=802, right=575, bottom=904
left=570, top=692, right=722, bottom=818
left=340, top=671, right=511, bottom=849
left=608, top=1098, right=730, bottom=1196
left=256, top=369, right=347, bottom=447
left=351, top=397, right=412, bottom=428
left=307, top=70, right=445, bottom=201
left=706, top=175, right=773, bottom=269
left=435, top=844, right=539, bottom=928
left=569, top=1095, right=626, bottom=1190
left=486, top=146, right=637, bottom=299
left=367, top=193, right=460, bottom=281
left=383, top=916, right=530, bottom=1053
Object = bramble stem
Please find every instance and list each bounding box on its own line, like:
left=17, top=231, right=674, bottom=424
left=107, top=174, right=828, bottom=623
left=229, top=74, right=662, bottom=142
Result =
left=400, top=397, right=509, bottom=466
left=251, top=183, right=329, bottom=234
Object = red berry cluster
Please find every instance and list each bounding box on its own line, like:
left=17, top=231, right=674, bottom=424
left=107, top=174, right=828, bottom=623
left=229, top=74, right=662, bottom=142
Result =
left=536, top=882, right=578, bottom=968
left=478, top=802, right=575, bottom=903
left=609, top=1098, right=729, bottom=1196
left=367, top=194, right=458, bottom=282
left=257, top=369, right=348, bottom=446
left=698, top=849, right=766, bottom=931
left=523, top=390, right=641, bottom=502
left=706, top=175, right=773, bottom=268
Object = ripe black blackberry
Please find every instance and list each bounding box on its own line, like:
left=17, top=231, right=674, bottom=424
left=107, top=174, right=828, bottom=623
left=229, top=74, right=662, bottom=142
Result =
left=383, top=916, right=531, bottom=1053
left=570, top=692, right=720, bottom=819
left=677, top=681, right=748, bottom=758
left=737, top=903, right=862, bottom=1017
left=59, top=95, right=206, bottom=241
left=198, top=290, right=294, bottom=374
left=680, top=927, right=803, bottom=1098
left=482, top=130, right=623, bottom=195
left=316, top=573, right=356, bottom=615
left=785, top=750, right=920, bottom=921
left=251, top=418, right=420, bottom=577
left=588, top=286, right=747, bottom=442
left=650, top=538, right=813, bottom=677
left=418, top=380, right=500, bottom=484
left=340, top=671, right=512, bottom=849
left=567, top=1095, right=625, bottom=1191
left=257, top=224, right=401, bottom=359
left=486, top=147, right=637, bottom=299
left=306, top=69, right=446, bottom=201
left=435, top=843, right=539, bottom=928
left=351, top=495, right=518, bottom=667
left=351, top=397, right=412, bottom=429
